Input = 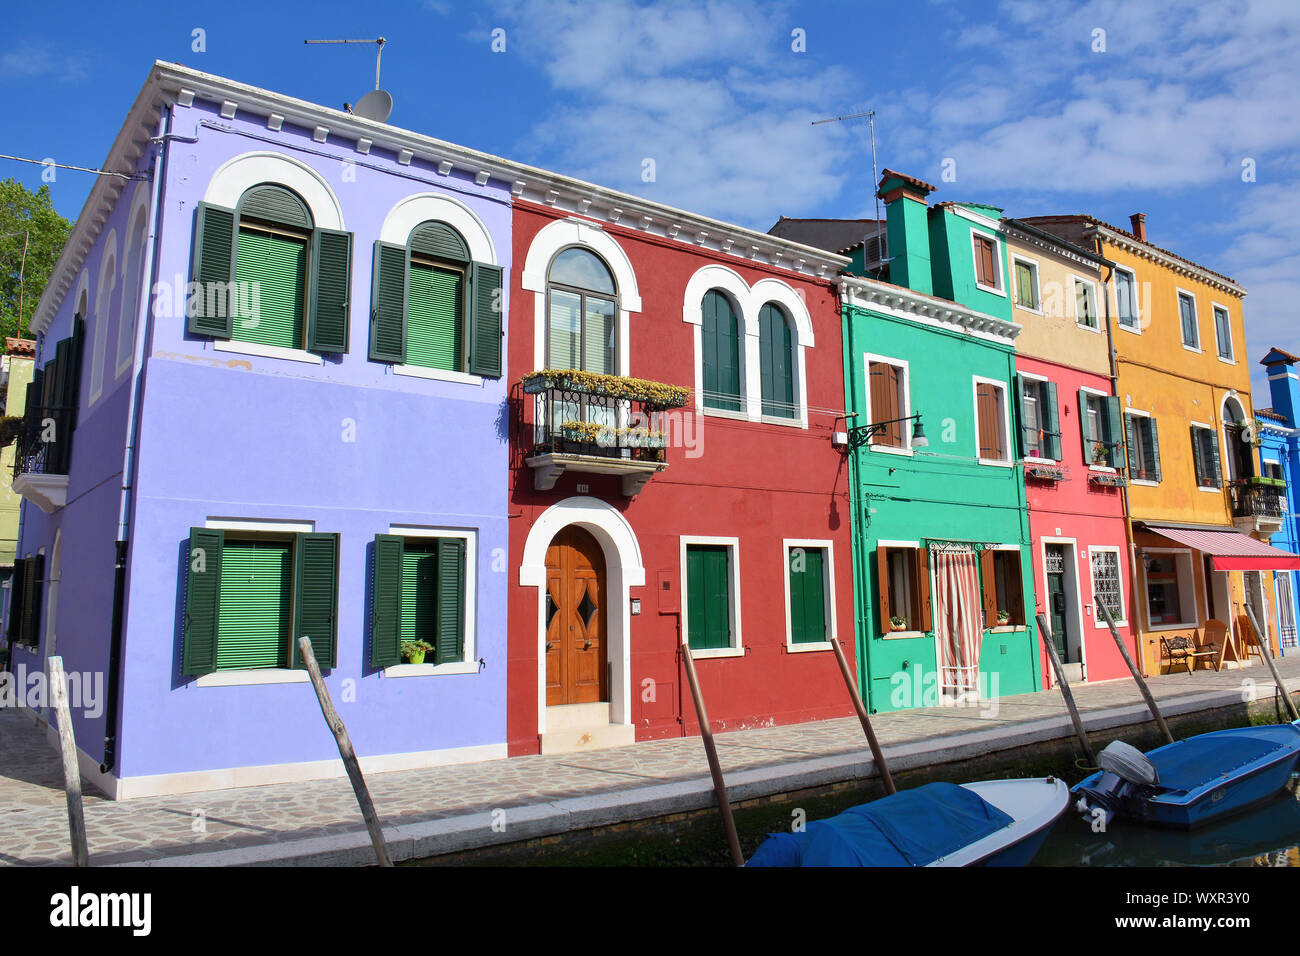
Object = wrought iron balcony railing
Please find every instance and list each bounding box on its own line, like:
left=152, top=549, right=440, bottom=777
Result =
left=1228, top=477, right=1286, bottom=521
left=12, top=405, right=74, bottom=482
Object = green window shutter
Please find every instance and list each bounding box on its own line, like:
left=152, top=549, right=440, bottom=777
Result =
left=49, top=339, right=72, bottom=473
left=232, top=229, right=306, bottom=349
left=702, top=292, right=740, bottom=412
left=307, top=228, right=352, bottom=353
left=1191, top=426, right=1206, bottom=485
left=1078, top=388, right=1094, bottom=459
left=410, top=221, right=469, bottom=262
left=790, top=547, right=826, bottom=644
left=183, top=527, right=224, bottom=675
left=20, top=552, right=42, bottom=646
left=189, top=203, right=236, bottom=339
left=1014, top=376, right=1030, bottom=457
left=1126, top=415, right=1140, bottom=475
left=436, top=537, right=466, bottom=664
left=468, top=262, right=504, bottom=378
left=292, top=533, right=340, bottom=670
left=371, top=535, right=405, bottom=668
left=1044, top=382, right=1061, bottom=461
left=687, top=545, right=731, bottom=650
left=407, top=262, right=463, bottom=371
left=759, top=303, right=793, bottom=418
left=240, top=185, right=312, bottom=228
left=6, top=558, right=25, bottom=646
left=217, top=539, right=291, bottom=671
left=1205, top=430, right=1223, bottom=486
left=369, top=241, right=408, bottom=363
left=1148, top=418, right=1162, bottom=482
left=1104, top=396, right=1124, bottom=462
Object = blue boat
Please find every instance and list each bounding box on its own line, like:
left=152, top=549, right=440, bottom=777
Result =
left=747, top=777, right=1070, bottom=867
left=1073, top=721, right=1300, bottom=830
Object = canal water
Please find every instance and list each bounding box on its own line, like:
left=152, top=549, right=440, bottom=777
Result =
left=1034, top=777, right=1300, bottom=867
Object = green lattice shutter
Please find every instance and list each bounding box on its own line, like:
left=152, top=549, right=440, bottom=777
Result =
left=760, top=303, right=793, bottom=418
left=1205, top=430, right=1223, bottom=487
left=369, top=241, right=407, bottom=363
left=687, top=545, right=731, bottom=650
left=292, top=533, right=339, bottom=670
left=183, top=527, right=224, bottom=675
left=1105, top=396, right=1124, bottom=465
left=1078, top=388, right=1095, bottom=461
left=233, top=229, right=306, bottom=348
left=307, top=228, right=352, bottom=353
left=702, top=292, right=740, bottom=412
left=1191, top=426, right=1206, bottom=486
left=189, top=203, right=236, bottom=338
left=216, top=539, right=291, bottom=671
left=436, top=538, right=466, bottom=664
left=1126, top=415, right=1140, bottom=476
left=790, top=547, right=826, bottom=644
left=406, top=262, right=462, bottom=371
left=371, top=535, right=404, bottom=669
left=468, top=262, right=504, bottom=378
left=1148, top=418, right=1162, bottom=482
left=1044, top=381, right=1061, bottom=461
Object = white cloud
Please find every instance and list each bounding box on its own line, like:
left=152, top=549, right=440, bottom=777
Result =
left=0, top=43, right=87, bottom=81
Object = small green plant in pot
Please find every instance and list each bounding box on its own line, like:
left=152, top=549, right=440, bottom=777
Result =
left=996, top=609, right=1011, bottom=626
left=401, top=639, right=434, bottom=665
left=889, top=615, right=907, bottom=632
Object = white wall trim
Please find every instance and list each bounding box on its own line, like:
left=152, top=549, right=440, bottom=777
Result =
left=519, top=496, right=644, bottom=735
left=862, top=351, right=913, bottom=453
left=378, top=191, right=498, bottom=264
left=1087, top=545, right=1129, bottom=628
left=969, top=226, right=1006, bottom=296
left=204, top=150, right=345, bottom=230
left=1175, top=286, right=1201, bottom=351
left=1009, top=252, right=1041, bottom=313
left=389, top=524, right=478, bottom=668
left=782, top=538, right=836, bottom=652
left=972, top=374, right=1012, bottom=465
left=213, top=339, right=324, bottom=365
left=680, top=535, right=743, bottom=659
left=1040, top=537, right=1089, bottom=680
left=88, top=228, right=119, bottom=407
left=115, top=188, right=151, bottom=378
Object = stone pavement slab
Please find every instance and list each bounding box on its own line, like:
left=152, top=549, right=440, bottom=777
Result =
left=0, top=656, right=1295, bottom=866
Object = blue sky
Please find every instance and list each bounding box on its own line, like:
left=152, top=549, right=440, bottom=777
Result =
left=2, top=0, right=1296, bottom=398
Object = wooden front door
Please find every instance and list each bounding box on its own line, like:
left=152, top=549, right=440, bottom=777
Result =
left=545, top=526, right=608, bottom=706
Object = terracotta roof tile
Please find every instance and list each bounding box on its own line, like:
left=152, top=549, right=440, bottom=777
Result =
left=5, top=338, right=36, bottom=358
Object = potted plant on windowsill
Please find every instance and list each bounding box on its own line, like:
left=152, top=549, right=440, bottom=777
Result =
left=996, top=609, right=1011, bottom=626
left=889, top=615, right=908, bottom=632
left=1091, top=443, right=1110, bottom=466
left=401, top=640, right=434, bottom=665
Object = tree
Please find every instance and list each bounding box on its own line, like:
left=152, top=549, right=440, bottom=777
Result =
left=0, top=178, right=73, bottom=344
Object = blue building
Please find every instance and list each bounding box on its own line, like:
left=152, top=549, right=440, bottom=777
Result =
left=1259, top=347, right=1300, bottom=654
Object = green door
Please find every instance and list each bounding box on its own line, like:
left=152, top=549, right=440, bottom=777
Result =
left=1045, top=544, right=1068, bottom=661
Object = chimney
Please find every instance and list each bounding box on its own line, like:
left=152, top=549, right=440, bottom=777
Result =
left=877, top=169, right=937, bottom=296
left=1129, top=213, right=1147, bottom=242
left=1263, top=349, right=1300, bottom=428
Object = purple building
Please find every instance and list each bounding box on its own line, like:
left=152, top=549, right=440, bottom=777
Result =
left=5, top=62, right=514, bottom=797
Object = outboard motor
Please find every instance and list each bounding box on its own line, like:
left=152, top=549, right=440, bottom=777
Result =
left=1074, top=741, right=1160, bottom=829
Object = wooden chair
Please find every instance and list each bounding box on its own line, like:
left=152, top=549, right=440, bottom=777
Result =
left=1236, top=613, right=1269, bottom=664
left=1202, top=619, right=1230, bottom=672
left=1161, top=633, right=1220, bottom=674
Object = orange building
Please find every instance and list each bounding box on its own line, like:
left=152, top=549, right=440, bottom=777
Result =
left=1027, top=213, right=1300, bottom=675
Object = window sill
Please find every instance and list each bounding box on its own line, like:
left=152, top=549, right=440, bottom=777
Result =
left=1118, top=322, right=1142, bottom=335
left=383, top=662, right=478, bottom=678
left=1024, top=456, right=1058, bottom=465
left=1131, top=478, right=1160, bottom=487
left=870, top=444, right=913, bottom=457
left=1217, top=356, right=1236, bottom=366
left=1088, top=465, right=1118, bottom=473
left=1148, top=622, right=1198, bottom=632
left=393, top=364, right=483, bottom=386
left=1182, top=344, right=1203, bottom=354
left=1093, top=618, right=1129, bottom=629
left=1197, top=485, right=1223, bottom=493
left=690, top=645, right=745, bottom=659
left=986, top=625, right=1026, bottom=634
left=214, top=339, right=324, bottom=365
left=975, top=282, right=1007, bottom=298
left=702, top=406, right=749, bottom=422
left=881, top=630, right=925, bottom=640
left=978, top=458, right=1014, bottom=468
left=1014, top=305, right=1043, bottom=316
left=1076, top=322, right=1102, bottom=334
left=196, top=669, right=310, bottom=687
left=786, top=640, right=833, bottom=653
left=760, top=414, right=803, bottom=428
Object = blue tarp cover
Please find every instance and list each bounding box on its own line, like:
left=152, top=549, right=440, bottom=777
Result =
left=1149, top=726, right=1300, bottom=794
left=747, top=782, right=1014, bottom=867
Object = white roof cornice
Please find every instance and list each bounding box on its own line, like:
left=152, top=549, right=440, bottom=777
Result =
left=838, top=274, right=1021, bottom=343
left=1087, top=222, right=1246, bottom=298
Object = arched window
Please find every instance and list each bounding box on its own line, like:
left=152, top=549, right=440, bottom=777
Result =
left=758, top=302, right=794, bottom=418
left=546, top=247, right=616, bottom=374
left=406, top=221, right=469, bottom=371
left=189, top=183, right=353, bottom=354
left=701, top=290, right=741, bottom=411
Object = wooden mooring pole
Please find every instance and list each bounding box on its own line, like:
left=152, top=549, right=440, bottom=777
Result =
left=679, top=639, right=744, bottom=867
left=48, top=656, right=89, bottom=866
left=828, top=633, right=896, bottom=795
left=1098, top=603, right=1173, bottom=745
left=297, top=637, right=393, bottom=866
left=1035, top=614, right=1096, bottom=764
left=1243, top=606, right=1300, bottom=722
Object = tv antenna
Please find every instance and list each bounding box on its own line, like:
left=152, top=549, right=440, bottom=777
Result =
left=304, top=36, right=394, bottom=122
left=812, top=108, right=884, bottom=273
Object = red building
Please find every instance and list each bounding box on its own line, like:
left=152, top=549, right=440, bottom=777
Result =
left=505, top=183, right=854, bottom=756
left=1003, top=218, right=1138, bottom=685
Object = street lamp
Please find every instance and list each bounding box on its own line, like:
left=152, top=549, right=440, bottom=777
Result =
left=848, top=413, right=928, bottom=450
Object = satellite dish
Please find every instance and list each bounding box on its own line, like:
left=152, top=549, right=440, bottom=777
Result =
left=353, top=89, right=393, bottom=123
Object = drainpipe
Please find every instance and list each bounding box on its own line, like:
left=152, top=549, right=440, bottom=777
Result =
left=101, top=101, right=171, bottom=774
left=1093, top=238, right=1146, bottom=676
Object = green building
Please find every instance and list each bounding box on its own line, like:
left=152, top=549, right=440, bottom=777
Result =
left=837, top=171, right=1040, bottom=712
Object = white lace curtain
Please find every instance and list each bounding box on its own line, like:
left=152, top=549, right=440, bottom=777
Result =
left=933, top=546, right=982, bottom=700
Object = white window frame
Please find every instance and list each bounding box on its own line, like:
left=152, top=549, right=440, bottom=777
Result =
left=863, top=352, right=913, bottom=456
left=1190, top=419, right=1222, bottom=492
left=1080, top=385, right=1115, bottom=471
left=680, top=535, right=744, bottom=659
left=1017, top=369, right=1055, bottom=464
left=972, top=375, right=1013, bottom=466
left=969, top=228, right=1006, bottom=296
left=877, top=539, right=928, bottom=639
left=196, top=516, right=318, bottom=687
left=783, top=539, right=836, bottom=653
left=1011, top=254, right=1042, bottom=314
left=1176, top=288, right=1201, bottom=352
left=1141, top=548, right=1199, bottom=632
left=1088, top=545, right=1128, bottom=628
left=1125, top=406, right=1159, bottom=486
left=1113, top=265, right=1141, bottom=334
left=1211, top=301, right=1235, bottom=364
left=985, top=542, right=1029, bottom=633
left=1071, top=275, right=1101, bottom=333
left=382, top=524, right=480, bottom=678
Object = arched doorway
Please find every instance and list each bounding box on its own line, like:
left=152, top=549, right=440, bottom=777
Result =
left=545, top=526, right=608, bottom=705
left=1222, top=396, right=1253, bottom=481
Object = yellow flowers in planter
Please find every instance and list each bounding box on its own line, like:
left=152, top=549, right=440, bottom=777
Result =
left=522, top=368, right=690, bottom=409
left=560, top=420, right=667, bottom=448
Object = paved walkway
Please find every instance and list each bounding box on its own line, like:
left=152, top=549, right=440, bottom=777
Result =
left=2, top=658, right=1297, bottom=866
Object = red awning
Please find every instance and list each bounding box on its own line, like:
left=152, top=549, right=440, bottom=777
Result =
left=1146, top=525, right=1300, bottom=571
